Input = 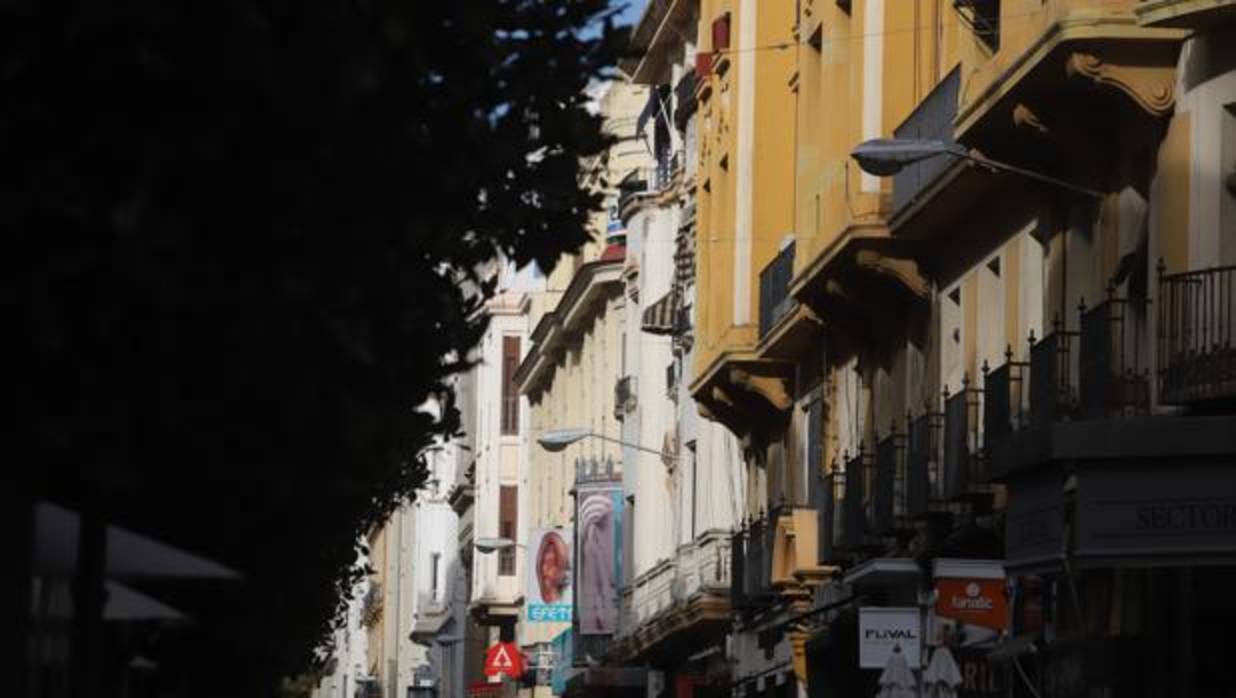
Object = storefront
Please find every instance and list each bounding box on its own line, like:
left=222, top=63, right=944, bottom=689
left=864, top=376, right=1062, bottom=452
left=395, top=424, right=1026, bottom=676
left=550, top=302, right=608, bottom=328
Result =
left=1001, top=456, right=1236, bottom=698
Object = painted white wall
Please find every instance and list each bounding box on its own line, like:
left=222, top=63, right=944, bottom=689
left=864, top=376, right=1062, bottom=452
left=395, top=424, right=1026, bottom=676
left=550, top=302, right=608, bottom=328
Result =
left=312, top=563, right=370, bottom=698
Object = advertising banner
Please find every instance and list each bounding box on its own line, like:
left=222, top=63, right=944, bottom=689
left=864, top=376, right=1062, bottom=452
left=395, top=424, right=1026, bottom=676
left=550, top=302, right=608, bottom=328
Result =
left=576, top=485, right=624, bottom=635
left=550, top=628, right=574, bottom=696
left=527, top=528, right=572, bottom=623
left=935, top=578, right=1008, bottom=631
left=859, top=607, right=922, bottom=669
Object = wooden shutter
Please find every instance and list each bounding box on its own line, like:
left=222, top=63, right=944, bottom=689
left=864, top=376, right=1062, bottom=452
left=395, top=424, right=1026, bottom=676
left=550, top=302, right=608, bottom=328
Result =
left=501, top=337, right=521, bottom=435
left=498, top=485, right=517, bottom=575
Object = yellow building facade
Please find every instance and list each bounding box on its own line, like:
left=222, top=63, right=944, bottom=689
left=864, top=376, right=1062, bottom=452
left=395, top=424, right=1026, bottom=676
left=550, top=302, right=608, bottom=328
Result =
left=683, top=0, right=1233, bottom=695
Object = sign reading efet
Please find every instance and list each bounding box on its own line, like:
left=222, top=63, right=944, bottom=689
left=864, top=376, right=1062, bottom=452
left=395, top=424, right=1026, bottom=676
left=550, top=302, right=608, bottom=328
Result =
left=859, top=607, right=921, bottom=669
left=527, top=528, right=572, bottom=623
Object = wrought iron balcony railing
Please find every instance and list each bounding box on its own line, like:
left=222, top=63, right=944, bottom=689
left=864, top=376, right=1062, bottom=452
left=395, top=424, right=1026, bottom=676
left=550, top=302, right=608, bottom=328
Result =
left=1158, top=263, right=1236, bottom=405
left=1079, top=290, right=1151, bottom=418
left=871, top=429, right=908, bottom=534
left=892, top=68, right=961, bottom=215
left=814, top=470, right=846, bottom=565
left=617, top=169, right=650, bottom=214
left=906, top=410, right=943, bottom=517
left=759, top=241, right=797, bottom=338
left=1028, top=320, right=1078, bottom=430
left=942, top=380, right=982, bottom=501
left=840, top=451, right=872, bottom=549
left=731, top=514, right=775, bottom=612
left=981, top=348, right=1028, bottom=479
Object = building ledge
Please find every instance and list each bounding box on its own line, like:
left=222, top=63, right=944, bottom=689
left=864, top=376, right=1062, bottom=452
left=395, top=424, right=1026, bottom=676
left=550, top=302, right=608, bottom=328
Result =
left=609, top=590, right=732, bottom=665
left=755, top=302, right=825, bottom=362
left=841, top=558, right=921, bottom=589
left=1135, top=0, right=1236, bottom=28
left=622, top=0, right=697, bottom=82
left=515, top=257, right=624, bottom=398
left=986, top=414, right=1236, bottom=481
left=955, top=12, right=1186, bottom=144
left=787, top=223, right=929, bottom=351
left=688, top=347, right=794, bottom=436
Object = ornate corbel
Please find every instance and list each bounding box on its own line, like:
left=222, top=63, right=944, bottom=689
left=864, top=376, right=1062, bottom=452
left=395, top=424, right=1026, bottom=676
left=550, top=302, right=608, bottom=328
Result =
left=1012, top=102, right=1050, bottom=135
left=728, top=367, right=793, bottom=412
left=1065, top=51, right=1175, bottom=118
left=855, top=249, right=930, bottom=298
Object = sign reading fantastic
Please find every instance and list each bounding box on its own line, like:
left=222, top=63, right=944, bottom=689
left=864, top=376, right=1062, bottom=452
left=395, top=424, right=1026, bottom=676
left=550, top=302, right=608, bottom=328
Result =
left=935, top=578, right=1008, bottom=631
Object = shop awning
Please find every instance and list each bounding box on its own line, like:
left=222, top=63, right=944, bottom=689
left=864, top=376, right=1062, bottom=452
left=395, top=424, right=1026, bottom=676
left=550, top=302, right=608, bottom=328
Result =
left=35, top=501, right=241, bottom=580
left=986, top=634, right=1040, bottom=663
left=641, top=291, right=677, bottom=335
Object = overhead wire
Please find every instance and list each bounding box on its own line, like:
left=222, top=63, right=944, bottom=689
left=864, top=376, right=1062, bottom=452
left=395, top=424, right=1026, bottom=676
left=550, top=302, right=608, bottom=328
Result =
left=690, top=0, right=1135, bottom=58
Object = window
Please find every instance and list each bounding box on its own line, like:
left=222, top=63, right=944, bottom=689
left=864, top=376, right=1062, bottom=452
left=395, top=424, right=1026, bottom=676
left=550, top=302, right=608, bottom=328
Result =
left=955, top=0, right=999, bottom=52
left=501, top=336, right=520, bottom=435
left=430, top=552, right=441, bottom=602
left=498, top=485, right=517, bottom=576
left=1222, top=103, right=1235, bottom=265
left=711, top=12, right=731, bottom=53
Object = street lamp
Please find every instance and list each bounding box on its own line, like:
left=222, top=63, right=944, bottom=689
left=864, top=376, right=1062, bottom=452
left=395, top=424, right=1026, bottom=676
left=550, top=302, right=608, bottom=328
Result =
left=536, top=428, right=675, bottom=460
left=474, top=538, right=517, bottom=554
left=850, top=138, right=1104, bottom=199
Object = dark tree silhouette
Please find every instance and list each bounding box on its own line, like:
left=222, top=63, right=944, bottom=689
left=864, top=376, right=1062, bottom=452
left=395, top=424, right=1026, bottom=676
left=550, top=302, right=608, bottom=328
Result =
left=5, top=0, right=623, bottom=694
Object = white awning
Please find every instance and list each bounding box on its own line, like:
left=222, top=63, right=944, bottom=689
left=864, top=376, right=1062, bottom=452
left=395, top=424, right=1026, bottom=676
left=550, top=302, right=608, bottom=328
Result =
left=34, top=501, right=241, bottom=580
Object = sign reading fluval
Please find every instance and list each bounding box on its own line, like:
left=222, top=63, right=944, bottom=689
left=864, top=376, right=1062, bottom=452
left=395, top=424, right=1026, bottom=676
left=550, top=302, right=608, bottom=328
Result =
left=859, top=607, right=921, bottom=669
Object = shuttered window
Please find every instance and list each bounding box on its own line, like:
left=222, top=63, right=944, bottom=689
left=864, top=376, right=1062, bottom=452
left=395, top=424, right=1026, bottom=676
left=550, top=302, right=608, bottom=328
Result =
left=501, top=337, right=521, bottom=435
left=498, top=485, right=517, bottom=576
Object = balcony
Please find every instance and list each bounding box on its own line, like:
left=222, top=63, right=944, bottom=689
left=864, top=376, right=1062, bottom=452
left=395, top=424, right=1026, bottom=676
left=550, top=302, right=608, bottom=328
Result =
left=1079, top=291, right=1151, bottom=418
left=1159, top=264, right=1236, bottom=406
left=983, top=350, right=1029, bottom=446
left=811, top=469, right=843, bottom=565
left=906, top=411, right=943, bottom=518
left=615, top=529, right=732, bottom=654
left=731, top=513, right=775, bottom=612
left=617, top=169, right=650, bottom=216
left=871, top=429, right=908, bottom=534
left=980, top=349, right=1028, bottom=481
left=614, top=376, right=637, bottom=420
left=759, top=241, right=797, bottom=339
left=942, top=380, right=982, bottom=501
left=841, top=450, right=873, bottom=549
left=1028, top=321, right=1079, bottom=430
left=891, top=68, right=961, bottom=218
left=1137, top=0, right=1236, bottom=28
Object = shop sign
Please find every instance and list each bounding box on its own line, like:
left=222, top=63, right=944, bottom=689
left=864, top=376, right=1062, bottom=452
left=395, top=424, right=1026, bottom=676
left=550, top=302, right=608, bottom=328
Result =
left=1076, top=464, right=1236, bottom=564
left=858, top=607, right=921, bottom=669
left=483, top=642, right=525, bottom=679
left=935, top=578, right=1008, bottom=631
left=953, top=647, right=1003, bottom=698
left=527, top=528, right=572, bottom=623
left=468, top=682, right=503, bottom=697
left=1005, top=474, right=1064, bottom=572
